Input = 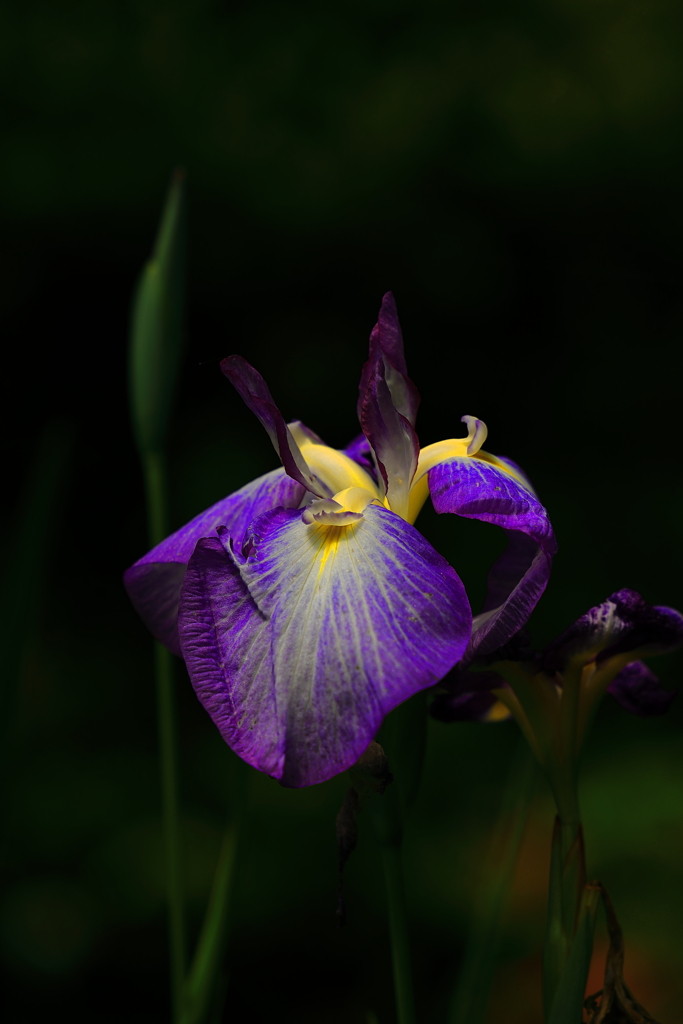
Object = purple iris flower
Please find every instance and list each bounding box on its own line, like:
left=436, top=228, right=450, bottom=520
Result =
left=125, top=293, right=556, bottom=787
left=433, top=588, right=683, bottom=727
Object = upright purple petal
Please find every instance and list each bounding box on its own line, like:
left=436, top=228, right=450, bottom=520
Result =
left=607, top=660, right=677, bottom=717
left=373, top=291, right=409, bottom=377
left=357, top=293, right=420, bottom=427
left=428, top=456, right=557, bottom=662
left=221, top=355, right=327, bottom=497
left=543, top=590, right=683, bottom=671
left=180, top=503, right=471, bottom=787
left=124, top=468, right=305, bottom=655
left=360, top=359, right=419, bottom=514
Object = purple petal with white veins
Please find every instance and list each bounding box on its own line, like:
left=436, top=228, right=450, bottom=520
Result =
left=188, top=503, right=471, bottom=787
left=543, top=590, right=683, bottom=671
left=607, top=660, right=677, bottom=717
left=124, top=468, right=305, bottom=655
left=221, top=355, right=327, bottom=497
left=492, top=455, right=537, bottom=494
left=178, top=536, right=284, bottom=775
left=428, top=456, right=557, bottom=662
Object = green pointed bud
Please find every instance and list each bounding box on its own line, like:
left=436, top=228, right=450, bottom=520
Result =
left=129, top=169, right=186, bottom=458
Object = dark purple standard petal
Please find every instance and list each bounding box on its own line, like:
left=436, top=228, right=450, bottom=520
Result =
left=607, top=660, right=677, bottom=717
left=179, top=503, right=471, bottom=787
left=220, top=355, right=327, bottom=497
left=124, top=468, right=305, bottom=655
left=360, top=357, right=419, bottom=512
left=357, top=292, right=420, bottom=427
left=543, top=589, right=683, bottom=671
left=428, top=456, right=557, bottom=662
left=354, top=294, right=423, bottom=516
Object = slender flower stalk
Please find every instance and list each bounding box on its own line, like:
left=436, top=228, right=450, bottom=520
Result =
left=371, top=789, right=416, bottom=1024
left=129, top=171, right=187, bottom=1020
left=181, top=757, right=248, bottom=1024
left=371, top=696, right=428, bottom=1024
left=155, top=611, right=186, bottom=1016
left=144, top=453, right=187, bottom=1014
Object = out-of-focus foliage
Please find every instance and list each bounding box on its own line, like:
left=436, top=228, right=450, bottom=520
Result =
left=2, top=0, right=683, bottom=216
left=1, top=2, right=683, bottom=1022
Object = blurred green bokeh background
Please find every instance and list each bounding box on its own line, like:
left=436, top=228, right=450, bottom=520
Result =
left=2, top=1, right=683, bottom=1021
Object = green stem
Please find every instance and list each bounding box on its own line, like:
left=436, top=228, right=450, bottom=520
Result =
left=144, top=449, right=169, bottom=545
left=371, top=784, right=416, bottom=1024
left=181, top=759, right=248, bottom=1024
left=543, top=815, right=586, bottom=1021
left=143, top=449, right=186, bottom=1021
left=379, top=842, right=416, bottom=1024
left=156, top=641, right=186, bottom=1020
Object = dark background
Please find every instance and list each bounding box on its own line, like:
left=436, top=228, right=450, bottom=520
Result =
left=2, top=1, right=683, bottom=1021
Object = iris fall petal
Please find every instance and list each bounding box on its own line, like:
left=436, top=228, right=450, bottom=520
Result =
left=428, top=456, right=557, bottom=661
left=179, top=503, right=472, bottom=787
left=124, top=468, right=305, bottom=654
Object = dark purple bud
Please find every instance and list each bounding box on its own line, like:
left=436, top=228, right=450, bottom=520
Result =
left=607, top=660, right=677, bottom=717
left=542, top=589, right=683, bottom=672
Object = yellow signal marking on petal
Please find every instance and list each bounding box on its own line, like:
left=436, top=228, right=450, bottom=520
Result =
left=315, top=524, right=345, bottom=580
